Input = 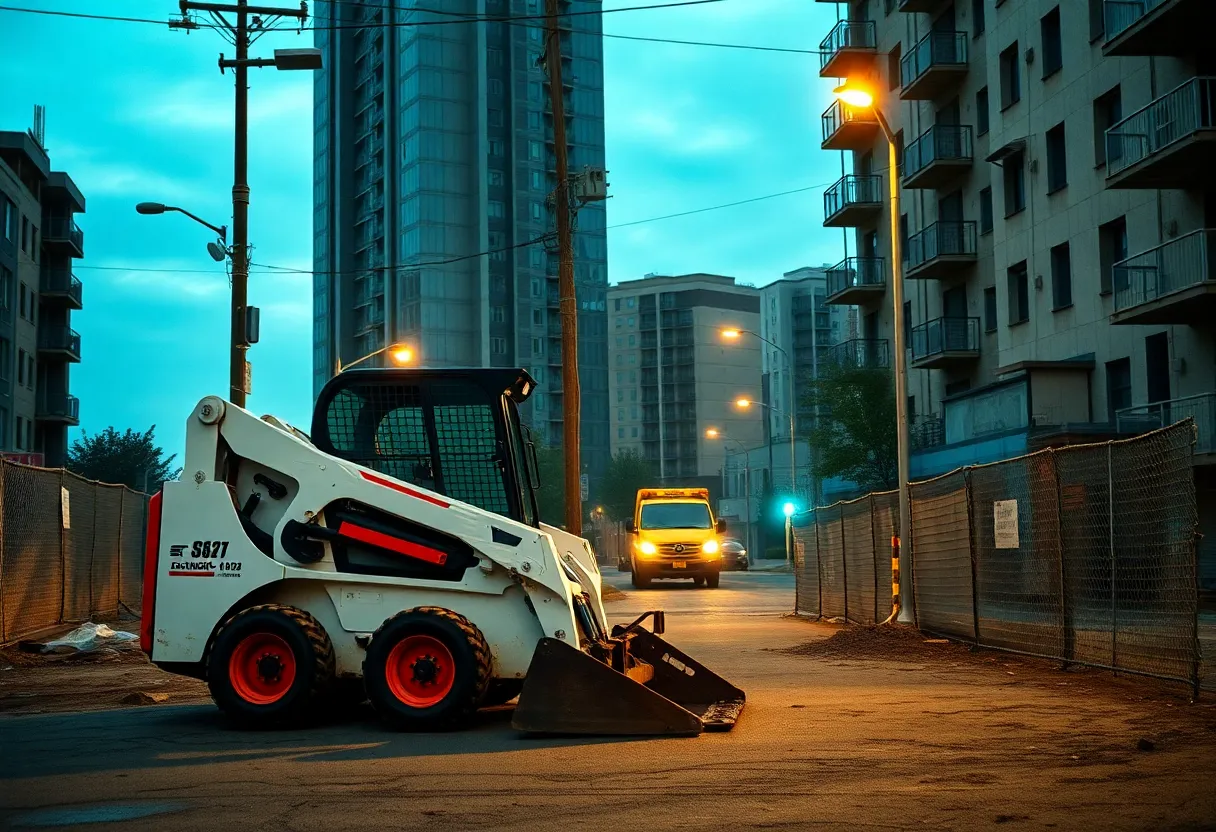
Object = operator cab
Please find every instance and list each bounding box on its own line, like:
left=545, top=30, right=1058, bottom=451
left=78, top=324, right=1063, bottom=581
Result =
left=311, top=367, right=542, bottom=527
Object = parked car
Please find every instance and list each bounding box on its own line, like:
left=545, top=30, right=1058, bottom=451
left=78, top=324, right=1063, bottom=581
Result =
left=721, top=538, right=749, bottom=571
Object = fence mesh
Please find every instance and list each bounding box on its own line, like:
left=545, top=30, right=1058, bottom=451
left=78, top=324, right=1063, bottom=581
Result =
left=0, top=460, right=148, bottom=644
left=794, top=420, right=1205, bottom=688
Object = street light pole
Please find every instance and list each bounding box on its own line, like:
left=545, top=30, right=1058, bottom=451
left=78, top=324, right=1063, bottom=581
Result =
left=722, top=328, right=799, bottom=500
left=833, top=83, right=914, bottom=624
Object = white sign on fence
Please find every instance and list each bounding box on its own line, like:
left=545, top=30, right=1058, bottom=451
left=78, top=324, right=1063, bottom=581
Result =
left=61, top=486, right=71, bottom=530
left=993, top=499, right=1019, bottom=549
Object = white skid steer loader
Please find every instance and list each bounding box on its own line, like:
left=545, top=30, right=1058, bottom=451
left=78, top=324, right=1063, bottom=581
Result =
left=140, top=368, right=744, bottom=735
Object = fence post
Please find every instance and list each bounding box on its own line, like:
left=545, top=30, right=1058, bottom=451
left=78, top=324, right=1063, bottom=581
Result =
left=870, top=495, right=880, bottom=624
left=58, top=468, right=67, bottom=625
left=815, top=510, right=824, bottom=620
left=88, top=481, right=99, bottom=618
left=1051, top=451, right=1073, bottom=666
left=839, top=504, right=849, bottom=623
left=0, top=459, right=6, bottom=643
left=1108, top=443, right=1117, bottom=672
left=116, top=488, right=126, bottom=610
left=964, top=468, right=980, bottom=645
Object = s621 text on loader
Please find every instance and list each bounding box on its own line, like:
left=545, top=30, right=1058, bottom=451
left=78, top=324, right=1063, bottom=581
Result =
left=139, top=368, right=744, bottom=736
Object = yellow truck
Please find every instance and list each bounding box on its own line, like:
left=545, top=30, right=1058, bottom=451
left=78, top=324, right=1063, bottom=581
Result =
left=624, top=487, right=726, bottom=589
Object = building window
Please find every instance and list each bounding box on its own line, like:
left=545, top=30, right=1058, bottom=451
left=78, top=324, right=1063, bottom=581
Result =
left=2, top=198, right=14, bottom=241
left=631, top=427, right=638, bottom=438
left=489, top=138, right=504, bottom=156
left=0, top=265, right=11, bottom=311
left=972, top=0, right=984, bottom=36
left=628, top=334, right=636, bottom=346
left=628, top=296, right=636, bottom=308
left=1106, top=358, right=1131, bottom=418
left=615, top=316, right=623, bottom=329
left=20, top=216, right=29, bottom=253
left=976, top=87, right=990, bottom=135
left=488, top=108, right=503, bottom=127
left=902, top=301, right=911, bottom=344
left=618, top=427, right=625, bottom=439
left=531, top=278, right=542, bottom=297
left=491, top=337, right=508, bottom=355
left=15, top=416, right=22, bottom=451
left=532, top=337, right=544, bottom=354
left=488, top=169, right=504, bottom=186
left=25, top=354, right=32, bottom=389
left=980, top=187, right=994, bottom=233
left=614, top=298, right=621, bottom=311
left=888, top=43, right=901, bottom=91
left=530, top=201, right=543, bottom=221
left=16, top=348, right=25, bottom=386
left=1088, top=0, right=1104, bottom=41
left=19, top=283, right=27, bottom=319
left=1007, top=261, right=1029, bottom=324
left=530, top=170, right=543, bottom=191
left=488, top=200, right=505, bottom=218
left=0, top=338, right=8, bottom=380
left=983, top=286, right=998, bottom=332
left=1099, top=216, right=1128, bottom=295
left=491, top=306, right=506, bottom=323
left=1040, top=7, right=1062, bottom=78
left=528, top=140, right=542, bottom=160
left=627, top=316, right=635, bottom=327
left=1003, top=152, right=1026, bottom=217
left=487, top=48, right=503, bottom=67
left=1051, top=242, right=1072, bottom=310
left=1093, top=85, right=1122, bottom=168
left=533, top=309, right=544, bottom=325
left=1046, top=122, right=1068, bottom=192
left=488, top=78, right=503, bottom=96
left=0, top=407, right=7, bottom=447
left=999, top=41, right=1021, bottom=110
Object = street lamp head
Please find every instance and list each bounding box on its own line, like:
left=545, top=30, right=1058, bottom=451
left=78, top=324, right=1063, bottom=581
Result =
left=734, top=398, right=752, bottom=409
left=705, top=428, right=720, bottom=438
left=273, top=48, right=323, bottom=71
left=720, top=328, right=742, bottom=340
left=833, top=83, right=875, bottom=109
left=783, top=501, right=796, bottom=518
left=387, top=344, right=415, bottom=366
left=206, top=241, right=228, bottom=263
left=135, top=202, right=167, bottom=215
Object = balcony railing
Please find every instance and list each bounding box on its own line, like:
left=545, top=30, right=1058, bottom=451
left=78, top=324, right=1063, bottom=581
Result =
left=1106, top=77, right=1216, bottom=186
left=906, top=221, right=977, bottom=277
left=826, top=256, right=886, bottom=302
left=829, top=338, right=890, bottom=370
left=43, top=217, right=84, bottom=255
left=1112, top=229, right=1216, bottom=324
left=40, top=268, right=83, bottom=308
left=911, top=316, right=980, bottom=364
left=36, top=393, right=80, bottom=424
left=818, top=20, right=878, bottom=78
left=821, top=99, right=879, bottom=151
left=903, top=124, right=974, bottom=188
left=1117, top=392, right=1216, bottom=455
left=823, top=174, right=883, bottom=227
left=900, top=31, right=968, bottom=100
left=911, top=414, right=946, bottom=450
left=38, top=326, right=82, bottom=360
left=1103, top=0, right=1201, bottom=55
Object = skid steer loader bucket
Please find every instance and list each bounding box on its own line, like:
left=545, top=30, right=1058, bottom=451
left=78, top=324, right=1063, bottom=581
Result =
left=511, top=622, right=745, bottom=737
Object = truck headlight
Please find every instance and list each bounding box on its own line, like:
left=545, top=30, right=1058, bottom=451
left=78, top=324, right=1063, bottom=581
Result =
left=702, top=539, right=719, bottom=554
left=638, top=540, right=657, bottom=555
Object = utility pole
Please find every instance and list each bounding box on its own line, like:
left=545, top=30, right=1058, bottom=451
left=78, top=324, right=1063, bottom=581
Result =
left=544, top=0, right=582, bottom=536
left=171, top=0, right=310, bottom=408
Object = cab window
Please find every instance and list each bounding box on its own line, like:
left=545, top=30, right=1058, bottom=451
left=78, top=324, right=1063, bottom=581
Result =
left=639, top=502, right=712, bottom=530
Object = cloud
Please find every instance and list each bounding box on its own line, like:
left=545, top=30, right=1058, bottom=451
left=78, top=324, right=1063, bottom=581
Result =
left=127, top=78, right=312, bottom=131
left=93, top=262, right=232, bottom=300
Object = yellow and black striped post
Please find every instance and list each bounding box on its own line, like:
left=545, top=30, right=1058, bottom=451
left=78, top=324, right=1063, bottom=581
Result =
left=887, top=535, right=901, bottom=623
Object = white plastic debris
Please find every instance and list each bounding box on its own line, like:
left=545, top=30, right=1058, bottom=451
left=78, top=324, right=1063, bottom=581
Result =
left=41, top=622, right=138, bottom=654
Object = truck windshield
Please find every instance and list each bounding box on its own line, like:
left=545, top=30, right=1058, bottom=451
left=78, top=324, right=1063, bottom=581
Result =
left=640, top=502, right=712, bottom=530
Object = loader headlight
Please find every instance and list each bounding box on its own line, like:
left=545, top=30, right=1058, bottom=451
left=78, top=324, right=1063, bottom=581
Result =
left=701, top=539, right=719, bottom=555
left=638, top=540, right=657, bottom=556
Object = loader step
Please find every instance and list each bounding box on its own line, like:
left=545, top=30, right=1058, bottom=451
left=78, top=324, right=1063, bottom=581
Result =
left=695, top=699, right=745, bottom=732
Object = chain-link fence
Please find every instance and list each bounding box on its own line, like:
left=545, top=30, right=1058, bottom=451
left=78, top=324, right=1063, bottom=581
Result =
left=795, top=421, right=1204, bottom=690
left=0, top=459, right=148, bottom=644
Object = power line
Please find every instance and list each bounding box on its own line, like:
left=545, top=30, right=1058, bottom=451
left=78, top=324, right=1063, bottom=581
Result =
left=73, top=181, right=835, bottom=278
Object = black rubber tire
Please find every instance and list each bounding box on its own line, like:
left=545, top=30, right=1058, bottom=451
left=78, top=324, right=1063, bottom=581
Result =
left=693, top=576, right=705, bottom=587
left=482, top=679, right=525, bottom=707
left=631, top=566, right=652, bottom=589
left=206, top=604, right=335, bottom=729
left=618, top=558, right=632, bottom=574
left=705, top=571, right=721, bottom=589
left=363, top=606, right=492, bottom=731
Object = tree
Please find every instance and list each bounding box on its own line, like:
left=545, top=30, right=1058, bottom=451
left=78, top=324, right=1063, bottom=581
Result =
left=803, top=364, right=898, bottom=492
left=532, top=444, right=566, bottom=526
left=599, top=448, right=656, bottom=521
left=67, top=426, right=182, bottom=492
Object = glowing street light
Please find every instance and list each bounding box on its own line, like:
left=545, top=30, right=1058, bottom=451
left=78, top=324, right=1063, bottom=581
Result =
left=833, top=83, right=875, bottom=109
left=782, top=501, right=796, bottom=518
left=337, top=342, right=417, bottom=373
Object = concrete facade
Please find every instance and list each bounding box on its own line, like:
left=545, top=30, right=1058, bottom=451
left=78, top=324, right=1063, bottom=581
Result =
left=0, top=130, right=84, bottom=467
left=607, top=273, right=763, bottom=500
left=311, top=0, right=610, bottom=481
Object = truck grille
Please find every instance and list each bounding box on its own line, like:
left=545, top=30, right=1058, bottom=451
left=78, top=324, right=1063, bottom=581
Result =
left=657, top=542, right=701, bottom=556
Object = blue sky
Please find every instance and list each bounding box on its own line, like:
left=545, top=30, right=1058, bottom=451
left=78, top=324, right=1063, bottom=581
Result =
left=0, top=0, right=844, bottom=460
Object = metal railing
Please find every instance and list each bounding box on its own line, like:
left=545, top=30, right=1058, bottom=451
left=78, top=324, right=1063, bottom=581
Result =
left=821, top=99, right=877, bottom=143
left=911, top=413, right=946, bottom=449
left=43, top=217, right=84, bottom=253
left=38, top=326, right=82, bottom=357
left=829, top=338, right=890, bottom=369
left=824, top=174, right=883, bottom=220
left=36, top=392, right=80, bottom=422
left=1118, top=393, right=1216, bottom=454
left=819, top=19, right=877, bottom=72
left=1104, top=0, right=1170, bottom=42
left=40, top=268, right=83, bottom=306
left=901, top=30, right=967, bottom=87
left=911, top=316, right=980, bottom=360
left=827, top=256, right=885, bottom=297
left=904, top=124, right=974, bottom=179
left=906, top=221, right=977, bottom=271
left=1113, top=229, right=1215, bottom=313
left=1106, top=77, right=1216, bottom=178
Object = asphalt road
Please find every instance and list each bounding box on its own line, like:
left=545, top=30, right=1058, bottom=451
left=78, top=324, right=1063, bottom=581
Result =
left=3, top=568, right=1216, bottom=831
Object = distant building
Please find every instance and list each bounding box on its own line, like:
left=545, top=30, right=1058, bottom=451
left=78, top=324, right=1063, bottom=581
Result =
left=0, top=129, right=84, bottom=467
left=607, top=273, right=763, bottom=501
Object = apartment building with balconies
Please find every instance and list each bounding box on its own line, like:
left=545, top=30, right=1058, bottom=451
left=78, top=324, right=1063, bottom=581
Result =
left=0, top=129, right=84, bottom=468
left=607, top=273, right=763, bottom=501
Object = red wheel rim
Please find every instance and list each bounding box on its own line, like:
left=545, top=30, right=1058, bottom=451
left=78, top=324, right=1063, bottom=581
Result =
left=385, top=635, right=455, bottom=707
left=228, top=632, right=297, bottom=705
